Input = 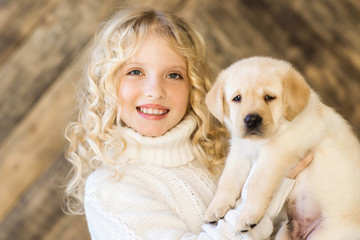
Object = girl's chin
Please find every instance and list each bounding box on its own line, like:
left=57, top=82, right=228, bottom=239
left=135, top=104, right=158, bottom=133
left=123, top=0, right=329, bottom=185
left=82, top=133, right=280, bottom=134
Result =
left=121, top=118, right=169, bottom=137
left=121, top=113, right=183, bottom=137
left=137, top=128, right=167, bottom=137
left=135, top=121, right=177, bottom=137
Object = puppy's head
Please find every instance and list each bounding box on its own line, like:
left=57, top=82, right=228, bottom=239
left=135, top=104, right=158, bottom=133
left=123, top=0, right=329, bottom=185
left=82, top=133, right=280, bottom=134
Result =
left=206, top=57, right=310, bottom=139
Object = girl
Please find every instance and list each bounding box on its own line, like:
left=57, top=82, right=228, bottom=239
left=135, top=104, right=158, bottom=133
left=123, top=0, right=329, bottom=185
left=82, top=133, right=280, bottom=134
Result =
left=64, top=9, right=311, bottom=239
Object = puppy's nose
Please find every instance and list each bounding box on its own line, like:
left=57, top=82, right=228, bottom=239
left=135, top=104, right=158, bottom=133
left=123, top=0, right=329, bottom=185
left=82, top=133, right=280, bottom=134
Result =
left=244, top=114, right=262, bottom=129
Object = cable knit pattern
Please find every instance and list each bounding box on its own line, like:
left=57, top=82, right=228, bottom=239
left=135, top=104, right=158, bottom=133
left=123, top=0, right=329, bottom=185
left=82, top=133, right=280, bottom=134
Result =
left=84, top=115, right=294, bottom=239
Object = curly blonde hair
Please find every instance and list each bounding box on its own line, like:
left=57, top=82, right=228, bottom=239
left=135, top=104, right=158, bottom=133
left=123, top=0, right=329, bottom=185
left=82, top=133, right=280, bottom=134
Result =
left=64, top=9, right=228, bottom=214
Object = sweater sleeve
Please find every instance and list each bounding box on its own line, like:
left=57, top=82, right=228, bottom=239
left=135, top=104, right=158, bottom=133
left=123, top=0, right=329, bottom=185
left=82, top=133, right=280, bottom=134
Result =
left=85, top=196, right=244, bottom=240
left=223, top=178, right=295, bottom=240
left=84, top=168, right=244, bottom=240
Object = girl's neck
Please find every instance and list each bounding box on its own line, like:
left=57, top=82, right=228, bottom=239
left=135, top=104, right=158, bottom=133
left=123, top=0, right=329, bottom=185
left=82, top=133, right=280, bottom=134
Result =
left=120, top=114, right=197, bottom=168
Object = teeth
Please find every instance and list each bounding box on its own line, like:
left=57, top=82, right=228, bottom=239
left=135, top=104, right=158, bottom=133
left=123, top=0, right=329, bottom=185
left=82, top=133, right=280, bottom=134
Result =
left=138, top=107, right=168, bottom=115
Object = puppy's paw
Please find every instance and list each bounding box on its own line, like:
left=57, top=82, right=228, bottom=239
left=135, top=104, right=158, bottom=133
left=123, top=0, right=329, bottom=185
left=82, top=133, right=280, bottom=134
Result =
left=204, top=194, right=236, bottom=223
left=234, top=205, right=263, bottom=233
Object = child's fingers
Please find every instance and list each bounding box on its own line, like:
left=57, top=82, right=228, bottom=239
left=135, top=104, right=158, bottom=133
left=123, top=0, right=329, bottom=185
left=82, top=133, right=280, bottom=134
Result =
left=286, top=152, right=314, bottom=179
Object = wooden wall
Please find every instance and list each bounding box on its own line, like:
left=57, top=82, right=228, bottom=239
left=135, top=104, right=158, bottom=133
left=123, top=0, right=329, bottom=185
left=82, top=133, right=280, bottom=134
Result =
left=0, top=0, right=359, bottom=239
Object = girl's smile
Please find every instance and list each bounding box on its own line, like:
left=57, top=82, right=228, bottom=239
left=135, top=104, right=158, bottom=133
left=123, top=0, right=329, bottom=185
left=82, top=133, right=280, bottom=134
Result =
left=117, top=34, right=190, bottom=137
left=136, top=104, right=170, bottom=120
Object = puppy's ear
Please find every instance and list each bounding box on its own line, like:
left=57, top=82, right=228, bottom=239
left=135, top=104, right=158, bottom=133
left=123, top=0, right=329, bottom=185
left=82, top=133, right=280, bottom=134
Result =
left=206, top=73, right=226, bottom=123
left=282, top=70, right=311, bottom=121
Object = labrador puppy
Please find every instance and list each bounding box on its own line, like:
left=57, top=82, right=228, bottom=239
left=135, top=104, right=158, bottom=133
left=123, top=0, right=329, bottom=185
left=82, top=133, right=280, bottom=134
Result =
left=204, top=57, right=360, bottom=239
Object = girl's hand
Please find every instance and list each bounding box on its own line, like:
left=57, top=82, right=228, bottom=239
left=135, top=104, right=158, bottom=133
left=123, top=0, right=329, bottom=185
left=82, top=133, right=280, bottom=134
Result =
left=286, top=152, right=314, bottom=179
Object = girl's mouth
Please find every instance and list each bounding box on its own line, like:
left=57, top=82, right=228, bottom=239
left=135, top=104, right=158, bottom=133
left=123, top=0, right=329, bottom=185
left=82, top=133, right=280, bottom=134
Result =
left=136, top=106, right=169, bottom=115
left=136, top=105, right=170, bottom=120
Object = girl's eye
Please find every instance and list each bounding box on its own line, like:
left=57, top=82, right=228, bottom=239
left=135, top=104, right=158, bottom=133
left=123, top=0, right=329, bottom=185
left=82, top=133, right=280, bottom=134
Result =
left=264, top=95, right=276, bottom=102
left=167, top=73, right=183, bottom=79
left=232, top=95, right=241, bottom=102
left=128, top=69, right=143, bottom=75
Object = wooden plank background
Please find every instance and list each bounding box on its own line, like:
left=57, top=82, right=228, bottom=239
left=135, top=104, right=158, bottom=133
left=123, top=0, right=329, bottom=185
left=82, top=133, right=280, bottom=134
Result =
left=0, top=0, right=359, bottom=239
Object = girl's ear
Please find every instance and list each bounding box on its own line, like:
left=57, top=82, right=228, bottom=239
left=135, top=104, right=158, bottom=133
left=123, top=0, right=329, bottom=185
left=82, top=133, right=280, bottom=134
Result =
left=282, top=70, right=311, bottom=121
left=206, top=73, right=226, bottom=123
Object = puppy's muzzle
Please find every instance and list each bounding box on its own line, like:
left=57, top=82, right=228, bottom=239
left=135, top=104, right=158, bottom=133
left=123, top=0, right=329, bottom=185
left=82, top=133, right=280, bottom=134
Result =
left=244, top=114, right=262, bottom=134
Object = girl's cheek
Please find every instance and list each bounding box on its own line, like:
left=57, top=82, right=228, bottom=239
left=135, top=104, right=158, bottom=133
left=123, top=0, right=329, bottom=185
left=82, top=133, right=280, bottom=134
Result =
left=118, top=81, right=134, bottom=99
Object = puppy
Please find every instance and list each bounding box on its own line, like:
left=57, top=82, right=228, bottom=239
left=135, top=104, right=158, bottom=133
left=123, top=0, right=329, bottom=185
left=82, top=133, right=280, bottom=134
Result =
left=204, top=57, right=360, bottom=239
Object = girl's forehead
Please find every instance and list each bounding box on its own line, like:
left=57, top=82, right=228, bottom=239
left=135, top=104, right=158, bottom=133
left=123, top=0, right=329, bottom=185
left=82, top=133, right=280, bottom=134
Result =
left=124, top=33, right=187, bottom=68
left=135, top=32, right=186, bottom=59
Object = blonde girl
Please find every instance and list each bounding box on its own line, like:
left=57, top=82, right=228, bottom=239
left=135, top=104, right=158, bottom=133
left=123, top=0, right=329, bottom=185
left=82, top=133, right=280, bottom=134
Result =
left=65, top=9, right=310, bottom=239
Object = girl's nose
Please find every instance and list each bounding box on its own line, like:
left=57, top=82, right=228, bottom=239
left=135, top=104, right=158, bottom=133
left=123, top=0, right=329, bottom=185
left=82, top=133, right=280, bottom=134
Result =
left=145, top=75, right=165, bottom=99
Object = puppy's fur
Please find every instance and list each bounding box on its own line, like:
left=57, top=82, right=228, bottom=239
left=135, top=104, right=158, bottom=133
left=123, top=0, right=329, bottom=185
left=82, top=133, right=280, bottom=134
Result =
left=205, top=57, right=360, bottom=239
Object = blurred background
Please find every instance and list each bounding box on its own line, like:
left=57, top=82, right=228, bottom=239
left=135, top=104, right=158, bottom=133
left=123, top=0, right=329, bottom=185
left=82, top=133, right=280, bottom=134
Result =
left=0, top=0, right=359, bottom=239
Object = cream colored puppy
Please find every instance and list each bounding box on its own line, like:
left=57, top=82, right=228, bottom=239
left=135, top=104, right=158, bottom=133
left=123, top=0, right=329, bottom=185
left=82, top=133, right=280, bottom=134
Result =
left=205, top=57, right=360, bottom=239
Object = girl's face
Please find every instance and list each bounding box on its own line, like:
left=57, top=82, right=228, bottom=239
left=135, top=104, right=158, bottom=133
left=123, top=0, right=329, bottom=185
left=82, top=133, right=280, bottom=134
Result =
left=117, top=34, right=190, bottom=137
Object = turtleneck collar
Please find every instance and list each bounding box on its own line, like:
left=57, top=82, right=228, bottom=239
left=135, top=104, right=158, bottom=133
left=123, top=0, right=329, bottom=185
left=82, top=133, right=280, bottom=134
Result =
left=120, top=114, right=197, bottom=168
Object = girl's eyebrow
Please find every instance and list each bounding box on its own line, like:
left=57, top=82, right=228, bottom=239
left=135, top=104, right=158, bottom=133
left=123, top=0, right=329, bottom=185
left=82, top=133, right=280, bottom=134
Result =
left=121, top=62, right=139, bottom=67
left=170, top=65, right=187, bottom=71
left=123, top=62, right=187, bottom=71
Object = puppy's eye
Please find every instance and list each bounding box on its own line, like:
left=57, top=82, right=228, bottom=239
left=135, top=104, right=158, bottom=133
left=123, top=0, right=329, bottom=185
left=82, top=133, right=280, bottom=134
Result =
left=233, top=95, right=241, bottom=102
left=264, top=95, right=276, bottom=102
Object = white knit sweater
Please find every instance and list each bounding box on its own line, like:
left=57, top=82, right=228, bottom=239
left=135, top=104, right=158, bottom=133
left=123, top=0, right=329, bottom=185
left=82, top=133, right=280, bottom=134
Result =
left=84, top=115, right=294, bottom=240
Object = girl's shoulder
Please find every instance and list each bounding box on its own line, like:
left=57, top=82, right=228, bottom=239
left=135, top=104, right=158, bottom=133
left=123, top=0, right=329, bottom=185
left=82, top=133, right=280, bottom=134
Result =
left=85, top=166, right=137, bottom=197
left=87, top=166, right=108, bottom=177
left=84, top=165, right=147, bottom=212
left=85, top=167, right=113, bottom=192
